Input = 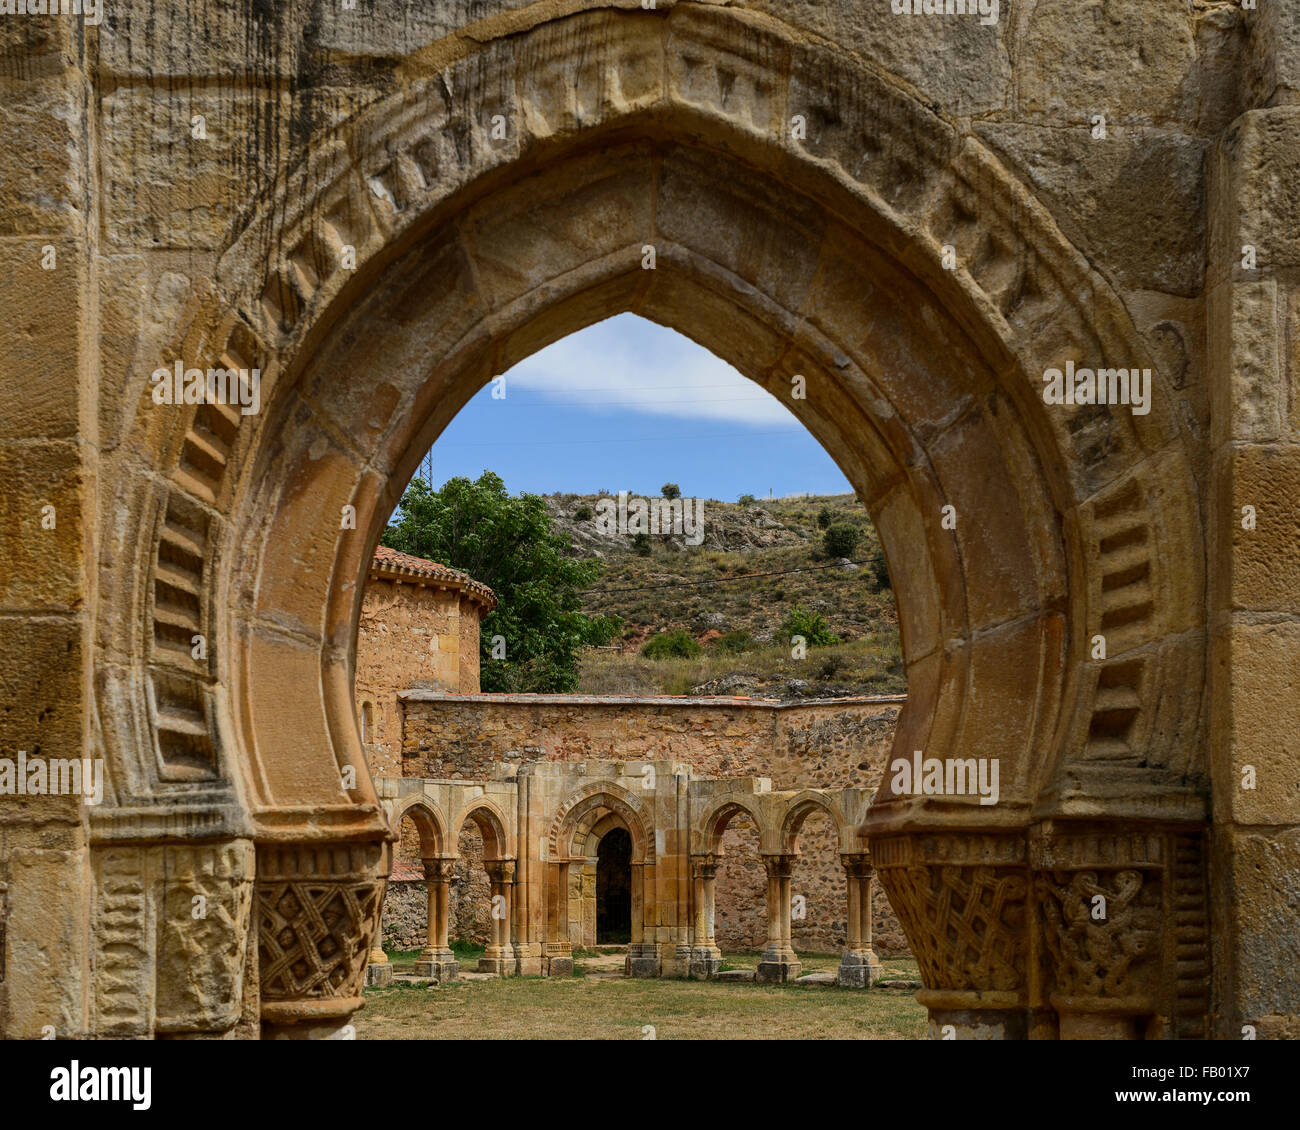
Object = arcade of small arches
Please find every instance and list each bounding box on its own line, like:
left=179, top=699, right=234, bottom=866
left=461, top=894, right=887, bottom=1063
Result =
left=370, top=762, right=880, bottom=987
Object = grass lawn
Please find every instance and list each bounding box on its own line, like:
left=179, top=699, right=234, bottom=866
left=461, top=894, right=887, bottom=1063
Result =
left=355, top=953, right=926, bottom=1040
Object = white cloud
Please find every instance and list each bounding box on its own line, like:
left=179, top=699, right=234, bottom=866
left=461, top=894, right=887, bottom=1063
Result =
left=500, top=313, right=798, bottom=428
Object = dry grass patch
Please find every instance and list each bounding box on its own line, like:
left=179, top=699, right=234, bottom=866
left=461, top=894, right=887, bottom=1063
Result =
left=355, top=955, right=926, bottom=1040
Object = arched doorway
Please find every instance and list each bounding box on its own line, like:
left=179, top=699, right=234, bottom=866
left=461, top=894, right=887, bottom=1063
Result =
left=595, top=827, right=632, bottom=945
left=99, top=5, right=1207, bottom=1038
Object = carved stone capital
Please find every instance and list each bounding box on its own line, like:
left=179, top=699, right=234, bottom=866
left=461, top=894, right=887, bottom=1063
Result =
left=1027, top=822, right=1210, bottom=1039
left=485, top=859, right=516, bottom=884
left=870, top=833, right=1029, bottom=998
left=761, top=853, right=796, bottom=880
left=255, top=839, right=389, bottom=1030
left=422, top=857, right=455, bottom=882
left=1035, top=867, right=1162, bottom=1006
left=691, top=854, right=718, bottom=880
left=840, top=853, right=874, bottom=880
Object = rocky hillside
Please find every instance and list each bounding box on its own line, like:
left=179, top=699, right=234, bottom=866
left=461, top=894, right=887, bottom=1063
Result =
left=548, top=492, right=905, bottom=699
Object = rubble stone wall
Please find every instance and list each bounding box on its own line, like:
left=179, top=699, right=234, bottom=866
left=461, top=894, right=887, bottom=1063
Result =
left=400, top=693, right=909, bottom=955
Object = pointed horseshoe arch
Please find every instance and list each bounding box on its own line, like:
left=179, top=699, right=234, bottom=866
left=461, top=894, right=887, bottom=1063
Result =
left=92, top=3, right=1207, bottom=1035
left=550, top=783, right=651, bottom=865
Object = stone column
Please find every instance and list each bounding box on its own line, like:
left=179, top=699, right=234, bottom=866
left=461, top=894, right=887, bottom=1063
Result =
left=414, top=858, right=458, bottom=981
left=545, top=861, right=573, bottom=977
left=756, top=854, right=801, bottom=982
left=479, top=859, right=516, bottom=976
left=837, top=853, right=882, bottom=988
left=1204, top=71, right=1300, bottom=1039
left=627, top=861, right=659, bottom=977
left=365, top=902, right=392, bottom=988
left=630, top=862, right=645, bottom=945
left=688, top=855, right=721, bottom=979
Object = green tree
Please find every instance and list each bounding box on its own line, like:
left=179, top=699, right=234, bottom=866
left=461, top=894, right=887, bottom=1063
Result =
left=817, top=505, right=834, bottom=530
left=661, top=482, right=682, bottom=500
left=822, top=522, right=860, bottom=559
left=382, top=472, right=618, bottom=691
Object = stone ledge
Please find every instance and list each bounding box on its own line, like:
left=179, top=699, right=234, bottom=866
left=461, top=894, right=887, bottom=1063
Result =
left=399, top=690, right=908, bottom=709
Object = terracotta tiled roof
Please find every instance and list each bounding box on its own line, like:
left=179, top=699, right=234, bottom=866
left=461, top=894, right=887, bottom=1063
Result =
left=390, top=860, right=425, bottom=882
left=370, top=545, right=496, bottom=610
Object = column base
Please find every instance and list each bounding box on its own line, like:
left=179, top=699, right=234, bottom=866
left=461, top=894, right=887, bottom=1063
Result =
left=626, top=942, right=660, bottom=978
left=689, top=945, right=722, bottom=979
left=918, top=990, right=1027, bottom=1040
left=544, top=940, right=573, bottom=976
left=1052, top=995, right=1153, bottom=1040
left=413, top=949, right=459, bottom=981
left=478, top=947, right=515, bottom=976
left=659, top=942, right=693, bottom=979
left=365, top=962, right=394, bottom=987
left=836, top=949, right=882, bottom=988
left=515, top=944, right=544, bottom=977
left=756, top=947, right=801, bottom=983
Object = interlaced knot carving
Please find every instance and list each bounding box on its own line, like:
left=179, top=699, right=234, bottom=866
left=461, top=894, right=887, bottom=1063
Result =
left=258, top=880, right=385, bottom=1001
left=1037, top=869, right=1160, bottom=999
left=880, top=864, right=1027, bottom=992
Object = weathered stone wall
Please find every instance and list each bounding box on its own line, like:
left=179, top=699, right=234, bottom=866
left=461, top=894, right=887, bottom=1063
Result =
left=357, top=577, right=485, bottom=778
left=400, top=692, right=908, bottom=955
left=380, top=878, right=426, bottom=952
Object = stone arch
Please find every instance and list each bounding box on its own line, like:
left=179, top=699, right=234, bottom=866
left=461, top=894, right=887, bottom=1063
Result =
left=778, top=791, right=850, bottom=855
left=385, top=795, right=448, bottom=859
left=576, top=811, right=633, bottom=861
left=550, top=783, right=650, bottom=865
left=107, top=9, right=1204, bottom=836
left=92, top=2, right=1208, bottom=1034
left=571, top=811, right=635, bottom=949
left=695, top=798, right=771, bottom=858
left=452, top=798, right=513, bottom=862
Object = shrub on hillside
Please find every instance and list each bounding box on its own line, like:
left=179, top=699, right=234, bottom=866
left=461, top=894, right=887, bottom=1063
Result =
left=574, top=503, right=594, bottom=521
left=738, top=493, right=756, bottom=505
left=869, top=543, right=891, bottom=591
left=711, top=629, right=756, bottom=655
left=822, top=522, right=860, bottom=559
left=780, top=606, right=839, bottom=647
left=817, top=506, right=834, bottom=530
left=662, top=482, right=682, bottom=499
left=816, top=652, right=845, bottom=679
left=642, top=629, right=702, bottom=659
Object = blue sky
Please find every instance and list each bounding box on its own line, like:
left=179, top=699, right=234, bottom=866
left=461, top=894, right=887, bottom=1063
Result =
left=411, top=313, right=854, bottom=501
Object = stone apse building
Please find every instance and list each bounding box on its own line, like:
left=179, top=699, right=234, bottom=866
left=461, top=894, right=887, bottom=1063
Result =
left=1, top=0, right=1297, bottom=1040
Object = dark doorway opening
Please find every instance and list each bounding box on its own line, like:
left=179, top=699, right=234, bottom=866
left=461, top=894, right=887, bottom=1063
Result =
left=596, top=827, right=632, bottom=944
